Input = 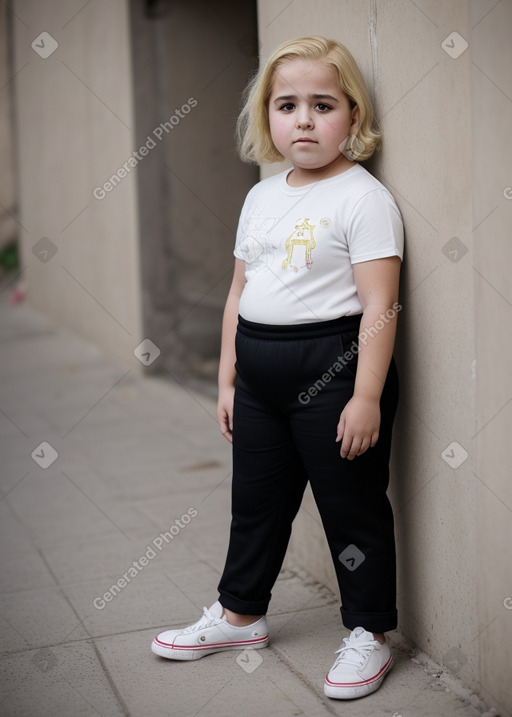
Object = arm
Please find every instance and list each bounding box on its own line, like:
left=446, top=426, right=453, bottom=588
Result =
left=336, top=255, right=401, bottom=459
left=217, top=258, right=247, bottom=442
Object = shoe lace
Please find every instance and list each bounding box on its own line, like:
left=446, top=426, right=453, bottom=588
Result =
left=182, top=606, right=220, bottom=634
left=333, top=635, right=378, bottom=668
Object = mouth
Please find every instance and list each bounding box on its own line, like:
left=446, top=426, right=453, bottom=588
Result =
left=293, top=138, right=317, bottom=144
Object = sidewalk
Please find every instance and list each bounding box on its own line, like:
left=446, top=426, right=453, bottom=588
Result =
left=0, top=285, right=496, bottom=717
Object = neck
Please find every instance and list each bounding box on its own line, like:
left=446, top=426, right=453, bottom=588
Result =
left=286, top=154, right=356, bottom=187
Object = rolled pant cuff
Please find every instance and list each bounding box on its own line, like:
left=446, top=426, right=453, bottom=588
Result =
left=218, top=591, right=269, bottom=616
left=340, top=607, right=398, bottom=633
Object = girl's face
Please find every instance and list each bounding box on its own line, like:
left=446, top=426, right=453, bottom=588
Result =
left=268, top=59, right=360, bottom=175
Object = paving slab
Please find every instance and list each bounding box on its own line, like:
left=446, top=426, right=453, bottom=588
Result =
left=0, top=641, right=125, bottom=716
left=65, top=571, right=209, bottom=640
left=0, top=584, right=90, bottom=653
left=268, top=606, right=487, bottom=717
left=5, top=468, right=132, bottom=543
left=96, top=628, right=334, bottom=717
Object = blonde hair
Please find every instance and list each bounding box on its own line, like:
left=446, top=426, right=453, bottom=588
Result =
left=237, top=35, right=381, bottom=164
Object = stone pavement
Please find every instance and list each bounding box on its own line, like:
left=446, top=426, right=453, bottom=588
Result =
left=0, top=285, right=498, bottom=717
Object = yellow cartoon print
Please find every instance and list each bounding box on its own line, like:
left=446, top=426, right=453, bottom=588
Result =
left=281, top=218, right=316, bottom=272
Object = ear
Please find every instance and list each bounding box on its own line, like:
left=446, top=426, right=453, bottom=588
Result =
left=350, top=104, right=360, bottom=134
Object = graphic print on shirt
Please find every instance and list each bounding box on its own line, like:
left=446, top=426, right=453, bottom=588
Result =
left=237, top=216, right=278, bottom=272
left=281, top=218, right=316, bottom=272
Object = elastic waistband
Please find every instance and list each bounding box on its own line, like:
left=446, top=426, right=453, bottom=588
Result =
left=237, top=314, right=362, bottom=341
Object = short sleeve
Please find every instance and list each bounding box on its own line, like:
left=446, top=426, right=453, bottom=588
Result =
left=233, top=187, right=255, bottom=260
left=346, top=188, right=404, bottom=264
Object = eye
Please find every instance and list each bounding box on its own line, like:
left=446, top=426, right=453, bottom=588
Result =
left=279, top=102, right=295, bottom=111
left=315, top=103, right=331, bottom=112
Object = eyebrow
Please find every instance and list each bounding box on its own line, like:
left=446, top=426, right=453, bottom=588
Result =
left=272, top=93, right=339, bottom=104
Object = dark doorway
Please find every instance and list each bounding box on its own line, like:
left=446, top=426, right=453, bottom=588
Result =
left=129, top=0, right=259, bottom=391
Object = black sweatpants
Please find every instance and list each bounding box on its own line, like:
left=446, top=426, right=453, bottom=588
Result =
left=217, top=314, right=399, bottom=633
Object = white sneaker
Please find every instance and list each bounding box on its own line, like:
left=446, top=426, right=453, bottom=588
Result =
left=324, top=626, right=393, bottom=699
left=151, top=601, right=269, bottom=661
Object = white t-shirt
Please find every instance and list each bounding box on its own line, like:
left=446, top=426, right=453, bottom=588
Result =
left=234, top=164, right=404, bottom=324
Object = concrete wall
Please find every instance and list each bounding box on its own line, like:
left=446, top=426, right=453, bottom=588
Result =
left=256, top=1, right=510, bottom=713
left=13, top=0, right=143, bottom=368
left=471, top=0, right=512, bottom=710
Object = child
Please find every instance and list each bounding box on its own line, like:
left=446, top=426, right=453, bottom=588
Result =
left=152, top=35, right=404, bottom=701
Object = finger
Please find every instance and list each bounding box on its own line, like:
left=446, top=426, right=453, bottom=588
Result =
left=218, top=412, right=230, bottom=438
left=220, top=422, right=233, bottom=443
left=336, top=417, right=345, bottom=443
left=347, top=438, right=362, bottom=460
left=340, top=433, right=353, bottom=458
left=370, top=431, right=379, bottom=448
left=356, top=438, right=369, bottom=455
left=357, top=437, right=371, bottom=456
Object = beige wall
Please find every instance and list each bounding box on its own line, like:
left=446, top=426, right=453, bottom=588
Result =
left=471, top=0, right=512, bottom=709
left=257, top=0, right=511, bottom=713
left=13, top=0, right=143, bottom=368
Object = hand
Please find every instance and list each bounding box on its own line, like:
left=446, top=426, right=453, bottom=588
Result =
left=336, top=395, right=380, bottom=460
left=217, top=385, right=235, bottom=443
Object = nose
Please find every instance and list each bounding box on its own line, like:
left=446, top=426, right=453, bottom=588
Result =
left=296, top=107, right=313, bottom=129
